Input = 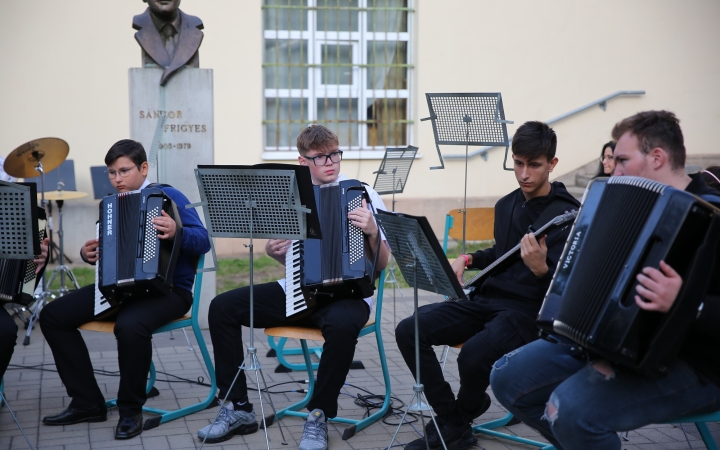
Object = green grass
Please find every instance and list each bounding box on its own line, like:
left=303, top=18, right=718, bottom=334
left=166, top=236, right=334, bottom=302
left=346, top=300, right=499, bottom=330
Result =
left=46, top=267, right=95, bottom=291
left=47, top=239, right=495, bottom=294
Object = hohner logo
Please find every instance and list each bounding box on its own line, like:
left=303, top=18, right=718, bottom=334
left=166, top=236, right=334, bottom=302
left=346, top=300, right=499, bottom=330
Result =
left=562, top=230, right=582, bottom=269
left=106, top=202, right=113, bottom=236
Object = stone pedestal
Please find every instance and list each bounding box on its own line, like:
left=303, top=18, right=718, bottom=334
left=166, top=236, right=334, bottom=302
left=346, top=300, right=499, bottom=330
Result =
left=130, top=67, right=215, bottom=327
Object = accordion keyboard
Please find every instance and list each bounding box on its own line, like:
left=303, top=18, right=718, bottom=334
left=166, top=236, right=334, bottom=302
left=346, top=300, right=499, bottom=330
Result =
left=285, top=240, right=306, bottom=317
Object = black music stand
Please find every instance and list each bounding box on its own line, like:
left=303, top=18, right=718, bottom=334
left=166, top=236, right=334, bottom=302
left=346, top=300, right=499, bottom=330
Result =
left=189, top=164, right=319, bottom=450
left=372, top=146, right=418, bottom=327
left=374, top=210, right=467, bottom=450
left=0, top=181, right=40, bottom=260
left=0, top=181, right=39, bottom=449
left=422, top=93, right=512, bottom=256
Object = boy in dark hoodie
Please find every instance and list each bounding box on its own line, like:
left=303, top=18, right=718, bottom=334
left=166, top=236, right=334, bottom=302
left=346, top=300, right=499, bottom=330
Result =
left=395, top=121, right=580, bottom=450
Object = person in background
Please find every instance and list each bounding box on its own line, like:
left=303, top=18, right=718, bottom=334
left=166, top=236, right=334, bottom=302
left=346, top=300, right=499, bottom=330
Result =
left=594, top=140, right=616, bottom=178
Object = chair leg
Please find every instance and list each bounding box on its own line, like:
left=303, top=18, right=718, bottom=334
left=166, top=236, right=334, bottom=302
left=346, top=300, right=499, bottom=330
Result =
left=267, top=339, right=315, bottom=425
left=695, top=422, right=720, bottom=450
left=473, top=413, right=556, bottom=449
left=141, top=324, right=218, bottom=430
left=268, top=336, right=322, bottom=371
left=339, top=325, right=393, bottom=440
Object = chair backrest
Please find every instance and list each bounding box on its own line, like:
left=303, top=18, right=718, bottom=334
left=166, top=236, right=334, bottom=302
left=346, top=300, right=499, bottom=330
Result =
left=190, top=254, right=205, bottom=320
left=374, top=270, right=386, bottom=324
left=446, top=208, right=494, bottom=241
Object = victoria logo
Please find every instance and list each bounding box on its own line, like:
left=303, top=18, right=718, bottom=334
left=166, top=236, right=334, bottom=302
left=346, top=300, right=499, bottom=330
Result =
left=106, top=202, right=113, bottom=236
left=562, top=230, right=582, bottom=269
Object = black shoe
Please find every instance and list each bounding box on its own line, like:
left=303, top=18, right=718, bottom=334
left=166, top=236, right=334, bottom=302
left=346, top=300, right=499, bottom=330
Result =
left=115, top=414, right=143, bottom=440
left=42, top=405, right=107, bottom=426
left=404, top=418, right=476, bottom=450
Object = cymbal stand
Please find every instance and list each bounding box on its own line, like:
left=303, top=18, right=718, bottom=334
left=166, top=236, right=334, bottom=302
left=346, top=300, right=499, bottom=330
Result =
left=23, top=156, right=52, bottom=345
left=46, top=198, right=81, bottom=296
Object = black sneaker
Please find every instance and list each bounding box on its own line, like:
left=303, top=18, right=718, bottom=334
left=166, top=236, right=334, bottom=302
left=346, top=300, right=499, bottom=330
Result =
left=404, top=418, right=477, bottom=450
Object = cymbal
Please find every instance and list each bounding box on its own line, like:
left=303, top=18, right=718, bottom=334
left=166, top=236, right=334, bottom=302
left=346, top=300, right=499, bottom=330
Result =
left=40, top=190, right=88, bottom=201
left=3, top=138, right=69, bottom=178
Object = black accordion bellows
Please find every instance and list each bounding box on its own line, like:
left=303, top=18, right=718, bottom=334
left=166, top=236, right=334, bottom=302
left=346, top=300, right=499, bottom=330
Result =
left=285, top=179, right=376, bottom=319
left=540, top=176, right=720, bottom=376
left=98, top=187, right=182, bottom=306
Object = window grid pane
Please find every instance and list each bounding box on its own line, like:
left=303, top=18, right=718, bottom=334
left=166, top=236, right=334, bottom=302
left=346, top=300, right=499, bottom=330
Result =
left=263, top=0, right=413, bottom=151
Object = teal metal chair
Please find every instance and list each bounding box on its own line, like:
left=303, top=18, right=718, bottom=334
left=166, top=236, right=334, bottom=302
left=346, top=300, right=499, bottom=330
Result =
left=264, top=271, right=391, bottom=440
left=79, top=254, right=217, bottom=430
left=663, top=412, right=720, bottom=450
left=266, top=335, right=323, bottom=372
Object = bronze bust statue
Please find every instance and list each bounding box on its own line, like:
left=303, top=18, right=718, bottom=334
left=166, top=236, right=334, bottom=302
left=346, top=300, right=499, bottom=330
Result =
left=133, top=0, right=204, bottom=86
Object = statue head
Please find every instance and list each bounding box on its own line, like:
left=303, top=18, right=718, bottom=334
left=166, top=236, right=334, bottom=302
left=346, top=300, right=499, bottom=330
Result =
left=144, top=0, right=181, bottom=21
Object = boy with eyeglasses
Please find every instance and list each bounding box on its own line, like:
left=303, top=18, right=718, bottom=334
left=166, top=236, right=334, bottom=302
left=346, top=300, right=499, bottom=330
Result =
left=40, top=139, right=211, bottom=440
left=197, top=125, right=389, bottom=450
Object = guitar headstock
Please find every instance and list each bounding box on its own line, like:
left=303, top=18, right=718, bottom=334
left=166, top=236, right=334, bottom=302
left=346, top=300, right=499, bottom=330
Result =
left=552, top=209, right=578, bottom=226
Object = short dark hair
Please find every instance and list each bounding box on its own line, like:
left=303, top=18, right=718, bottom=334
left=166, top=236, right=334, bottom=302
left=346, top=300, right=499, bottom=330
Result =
left=701, top=166, right=720, bottom=190
left=296, top=125, right=339, bottom=156
left=511, top=121, right=557, bottom=161
left=611, top=110, right=686, bottom=170
left=104, top=139, right=147, bottom=168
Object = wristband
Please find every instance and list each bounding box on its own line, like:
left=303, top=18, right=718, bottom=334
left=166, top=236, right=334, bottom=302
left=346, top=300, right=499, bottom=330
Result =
left=460, top=254, right=470, bottom=268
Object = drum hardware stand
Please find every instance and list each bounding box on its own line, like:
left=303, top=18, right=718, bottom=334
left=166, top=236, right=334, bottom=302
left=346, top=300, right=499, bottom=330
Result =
left=422, top=93, right=512, bottom=256
left=45, top=196, right=81, bottom=296
left=24, top=156, right=51, bottom=345
left=191, top=165, right=318, bottom=450
left=372, top=146, right=418, bottom=328
left=45, top=185, right=74, bottom=264
left=374, top=211, right=469, bottom=450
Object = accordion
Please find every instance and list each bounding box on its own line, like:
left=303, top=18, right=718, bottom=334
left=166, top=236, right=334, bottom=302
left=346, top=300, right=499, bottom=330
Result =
left=0, top=209, right=47, bottom=306
left=285, top=179, right=376, bottom=319
left=95, top=187, right=182, bottom=318
left=538, top=176, right=720, bottom=376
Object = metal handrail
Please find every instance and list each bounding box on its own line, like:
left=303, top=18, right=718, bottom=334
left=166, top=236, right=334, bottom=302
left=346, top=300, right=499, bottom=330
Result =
left=445, top=90, right=646, bottom=160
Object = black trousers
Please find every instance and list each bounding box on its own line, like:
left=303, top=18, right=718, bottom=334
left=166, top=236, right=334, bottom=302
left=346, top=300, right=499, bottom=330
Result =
left=209, top=281, right=370, bottom=419
left=39, top=284, right=192, bottom=416
left=0, top=307, right=18, bottom=380
left=395, top=297, right=536, bottom=417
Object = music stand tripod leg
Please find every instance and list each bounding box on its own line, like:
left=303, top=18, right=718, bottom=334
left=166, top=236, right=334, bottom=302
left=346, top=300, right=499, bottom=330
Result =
left=386, top=257, right=449, bottom=450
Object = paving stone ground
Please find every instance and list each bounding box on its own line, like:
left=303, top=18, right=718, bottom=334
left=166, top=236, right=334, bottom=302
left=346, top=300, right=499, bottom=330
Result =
left=1, top=287, right=718, bottom=449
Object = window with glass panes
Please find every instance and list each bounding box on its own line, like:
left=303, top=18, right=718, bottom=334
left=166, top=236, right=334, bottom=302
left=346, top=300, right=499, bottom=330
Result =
left=263, top=0, right=413, bottom=157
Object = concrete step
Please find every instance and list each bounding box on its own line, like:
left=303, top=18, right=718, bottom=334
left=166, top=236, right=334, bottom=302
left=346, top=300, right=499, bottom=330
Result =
left=566, top=185, right=586, bottom=200
left=575, top=174, right=595, bottom=188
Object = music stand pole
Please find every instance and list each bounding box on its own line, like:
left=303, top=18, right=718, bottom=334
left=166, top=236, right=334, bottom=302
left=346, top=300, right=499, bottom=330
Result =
left=24, top=159, right=50, bottom=345
left=386, top=244, right=448, bottom=450
left=192, top=166, right=316, bottom=450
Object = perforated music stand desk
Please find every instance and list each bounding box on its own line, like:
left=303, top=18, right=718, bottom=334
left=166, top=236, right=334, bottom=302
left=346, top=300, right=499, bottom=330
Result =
left=372, top=146, right=418, bottom=327
left=190, top=164, right=319, bottom=449
left=0, top=181, right=40, bottom=259
left=374, top=210, right=466, bottom=450
left=423, top=92, right=512, bottom=256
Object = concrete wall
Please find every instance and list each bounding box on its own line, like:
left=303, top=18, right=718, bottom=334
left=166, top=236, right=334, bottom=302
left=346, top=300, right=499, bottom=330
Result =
left=2, top=0, right=719, bottom=253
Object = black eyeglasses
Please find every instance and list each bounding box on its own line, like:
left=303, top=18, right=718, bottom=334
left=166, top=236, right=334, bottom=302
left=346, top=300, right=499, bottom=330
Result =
left=303, top=151, right=343, bottom=166
left=106, top=166, right=138, bottom=179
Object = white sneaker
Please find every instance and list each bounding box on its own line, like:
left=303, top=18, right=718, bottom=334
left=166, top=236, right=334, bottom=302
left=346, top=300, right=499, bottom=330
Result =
left=197, top=401, right=258, bottom=443
left=299, top=409, right=328, bottom=450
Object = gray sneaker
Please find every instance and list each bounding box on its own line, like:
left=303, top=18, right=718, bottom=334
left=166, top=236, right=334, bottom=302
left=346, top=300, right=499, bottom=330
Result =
left=299, top=409, right=328, bottom=450
left=197, top=401, right=258, bottom=443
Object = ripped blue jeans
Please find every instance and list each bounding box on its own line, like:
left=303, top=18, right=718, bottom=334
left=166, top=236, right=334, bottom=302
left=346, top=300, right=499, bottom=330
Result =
left=489, top=339, right=720, bottom=450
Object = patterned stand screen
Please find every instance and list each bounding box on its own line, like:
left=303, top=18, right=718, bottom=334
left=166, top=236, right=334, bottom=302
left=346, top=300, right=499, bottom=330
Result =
left=425, top=93, right=509, bottom=146
left=375, top=213, right=463, bottom=299
left=0, top=181, right=38, bottom=259
left=195, top=168, right=308, bottom=240
left=372, top=146, right=418, bottom=196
